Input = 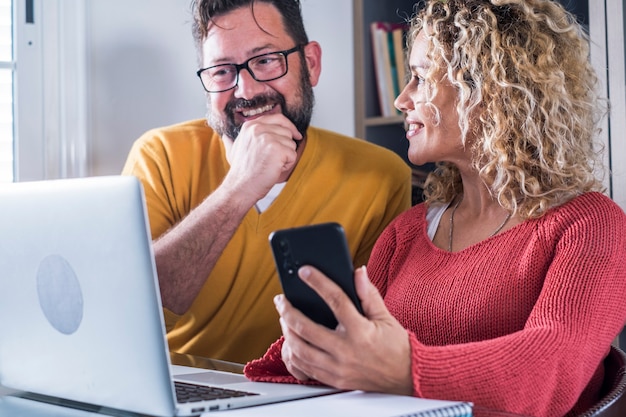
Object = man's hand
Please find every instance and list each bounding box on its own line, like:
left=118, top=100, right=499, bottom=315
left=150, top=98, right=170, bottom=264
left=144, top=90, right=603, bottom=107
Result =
left=222, top=114, right=303, bottom=206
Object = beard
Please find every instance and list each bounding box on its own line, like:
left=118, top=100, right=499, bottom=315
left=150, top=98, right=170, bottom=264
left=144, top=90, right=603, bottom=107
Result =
left=206, top=65, right=315, bottom=141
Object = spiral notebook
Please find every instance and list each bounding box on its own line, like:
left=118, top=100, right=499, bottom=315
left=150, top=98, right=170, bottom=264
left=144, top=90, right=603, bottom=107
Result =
left=217, top=390, right=473, bottom=417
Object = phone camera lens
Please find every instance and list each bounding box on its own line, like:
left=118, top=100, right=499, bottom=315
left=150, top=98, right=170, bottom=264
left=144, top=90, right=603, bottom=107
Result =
left=279, top=239, right=289, bottom=254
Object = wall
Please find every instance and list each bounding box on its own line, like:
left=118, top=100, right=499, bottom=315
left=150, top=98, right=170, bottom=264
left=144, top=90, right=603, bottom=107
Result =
left=88, top=0, right=204, bottom=175
left=301, top=0, right=354, bottom=137
left=87, top=0, right=354, bottom=176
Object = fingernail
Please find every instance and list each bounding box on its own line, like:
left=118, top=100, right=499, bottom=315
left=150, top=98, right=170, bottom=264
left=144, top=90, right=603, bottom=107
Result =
left=274, top=294, right=283, bottom=306
left=298, top=266, right=311, bottom=279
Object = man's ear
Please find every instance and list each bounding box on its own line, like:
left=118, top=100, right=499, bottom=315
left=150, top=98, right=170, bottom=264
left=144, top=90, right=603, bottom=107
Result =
left=302, top=41, right=322, bottom=87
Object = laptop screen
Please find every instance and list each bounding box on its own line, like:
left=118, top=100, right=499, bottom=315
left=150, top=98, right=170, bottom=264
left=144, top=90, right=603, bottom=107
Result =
left=0, top=176, right=177, bottom=416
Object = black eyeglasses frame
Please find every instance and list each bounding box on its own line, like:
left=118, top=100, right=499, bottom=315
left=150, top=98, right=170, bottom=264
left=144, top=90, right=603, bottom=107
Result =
left=196, top=44, right=304, bottom=93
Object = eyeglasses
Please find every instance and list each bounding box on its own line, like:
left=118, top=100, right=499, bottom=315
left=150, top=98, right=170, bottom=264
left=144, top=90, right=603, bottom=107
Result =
left=196, top=45, right=303, bottom=93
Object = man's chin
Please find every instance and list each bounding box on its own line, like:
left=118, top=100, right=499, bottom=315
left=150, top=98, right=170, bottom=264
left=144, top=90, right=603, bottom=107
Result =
left=206, top=117, right=240, bottom=140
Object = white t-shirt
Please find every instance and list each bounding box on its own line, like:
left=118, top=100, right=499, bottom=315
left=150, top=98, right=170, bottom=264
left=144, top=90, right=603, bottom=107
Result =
left=255, top=182, right=287, bottom=213
left=425, top=201, right=450, bottom=240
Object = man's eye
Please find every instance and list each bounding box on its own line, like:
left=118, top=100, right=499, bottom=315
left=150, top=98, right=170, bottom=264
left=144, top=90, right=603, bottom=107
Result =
left=255, top=56, right=280, bottom=66
left=210, top=66, right=234, bottom=78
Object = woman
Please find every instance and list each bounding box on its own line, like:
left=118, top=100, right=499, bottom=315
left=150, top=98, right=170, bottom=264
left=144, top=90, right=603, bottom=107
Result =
left=244, top=1, right=626, bottom=416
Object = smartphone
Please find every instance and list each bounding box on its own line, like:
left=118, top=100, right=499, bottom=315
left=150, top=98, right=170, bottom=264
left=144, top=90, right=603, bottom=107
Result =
left=269, top=222, right=364, bottom=329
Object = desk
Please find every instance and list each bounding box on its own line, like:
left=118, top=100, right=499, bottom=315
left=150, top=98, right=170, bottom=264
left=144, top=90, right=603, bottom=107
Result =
left=0, top=352, right=532, bottom=417
left=169, top=352, right=245, bottom=375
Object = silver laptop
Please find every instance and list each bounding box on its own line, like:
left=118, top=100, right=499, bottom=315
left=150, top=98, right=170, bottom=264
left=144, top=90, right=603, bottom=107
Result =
left=0, top=176, right=337, bottom=417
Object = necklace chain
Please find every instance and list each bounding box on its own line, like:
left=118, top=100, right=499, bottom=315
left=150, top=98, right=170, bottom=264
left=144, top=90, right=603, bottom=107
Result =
left=448, top=197, right=512, bottom=252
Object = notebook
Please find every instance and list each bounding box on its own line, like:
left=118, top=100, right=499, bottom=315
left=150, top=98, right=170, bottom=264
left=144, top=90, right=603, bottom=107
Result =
left=217, top=391, right=473, bottom=417
left=0, top=175, right=338, bottom=417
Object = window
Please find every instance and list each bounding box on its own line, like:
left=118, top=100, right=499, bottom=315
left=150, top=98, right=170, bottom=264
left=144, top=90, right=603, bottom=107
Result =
left=0, top=0, right=13, bottom=182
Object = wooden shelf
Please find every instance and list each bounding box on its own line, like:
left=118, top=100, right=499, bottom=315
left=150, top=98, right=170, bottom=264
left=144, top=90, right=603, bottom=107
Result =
left=364, top=115, right=405, bottom=127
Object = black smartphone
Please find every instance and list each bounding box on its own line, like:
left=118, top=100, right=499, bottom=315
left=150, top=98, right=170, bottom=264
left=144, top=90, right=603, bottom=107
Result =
left=269, top=222, right=364, bottom=329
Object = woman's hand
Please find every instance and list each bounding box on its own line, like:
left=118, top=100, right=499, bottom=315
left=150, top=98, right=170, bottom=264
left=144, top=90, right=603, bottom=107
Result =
left=275, top=265, right=413, bottom=395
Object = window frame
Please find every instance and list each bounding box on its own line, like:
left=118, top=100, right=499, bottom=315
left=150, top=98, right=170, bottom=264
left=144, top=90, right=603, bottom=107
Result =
left=13, top=0, right=88, bottom=181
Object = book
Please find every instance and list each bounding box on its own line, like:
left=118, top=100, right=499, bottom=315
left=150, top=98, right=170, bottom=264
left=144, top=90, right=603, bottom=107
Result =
left=371, top=22, right=409, bottom=117
left=213, top=390, right=473, bottom=417
left=392, top=24, right=408, bottom=92
left=370, top=21, right=397, bottom=117
left=386, top=25, right=401, bottom=100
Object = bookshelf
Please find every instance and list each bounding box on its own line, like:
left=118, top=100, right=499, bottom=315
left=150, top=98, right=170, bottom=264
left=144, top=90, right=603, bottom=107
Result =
left=353, top=0, right=428, bottom=203
left=353, top=0, right=414, bottom=146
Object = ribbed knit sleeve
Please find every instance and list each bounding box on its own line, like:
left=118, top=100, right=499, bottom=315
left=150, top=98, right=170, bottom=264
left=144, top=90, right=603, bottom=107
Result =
left=367, top=193, right=626, bottom=417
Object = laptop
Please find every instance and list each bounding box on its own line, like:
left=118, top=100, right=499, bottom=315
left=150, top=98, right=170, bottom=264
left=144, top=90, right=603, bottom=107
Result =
left=0, top=176, right=338, bottom=417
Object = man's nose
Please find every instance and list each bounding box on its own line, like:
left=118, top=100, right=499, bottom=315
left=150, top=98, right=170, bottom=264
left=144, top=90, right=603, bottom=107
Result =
left=234, top=67, right=265, bottom=100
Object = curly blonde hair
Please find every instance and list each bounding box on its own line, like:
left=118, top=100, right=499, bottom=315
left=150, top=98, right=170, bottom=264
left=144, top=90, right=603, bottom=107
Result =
left=410, top=0, right=607, bottom=218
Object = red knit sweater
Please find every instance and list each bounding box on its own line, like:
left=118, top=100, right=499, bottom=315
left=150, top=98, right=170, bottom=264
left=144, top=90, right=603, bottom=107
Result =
left=244, top=192, right=626, bottom=417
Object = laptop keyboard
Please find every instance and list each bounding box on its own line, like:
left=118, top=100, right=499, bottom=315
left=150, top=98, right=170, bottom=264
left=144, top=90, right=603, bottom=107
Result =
left=174, top=381, right=259, bottom=403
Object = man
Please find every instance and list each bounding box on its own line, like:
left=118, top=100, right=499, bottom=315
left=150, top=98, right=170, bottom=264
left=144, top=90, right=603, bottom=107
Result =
left=122, top=0, right=412, bottom=364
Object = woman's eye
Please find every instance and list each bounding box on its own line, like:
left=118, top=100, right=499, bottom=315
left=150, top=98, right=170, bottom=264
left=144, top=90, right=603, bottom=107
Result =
left=409, top=74, right=425, bottom=86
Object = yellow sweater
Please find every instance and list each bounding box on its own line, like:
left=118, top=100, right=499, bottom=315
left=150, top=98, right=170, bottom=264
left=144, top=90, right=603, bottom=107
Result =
left=122, top=119, right=412, bottom=363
